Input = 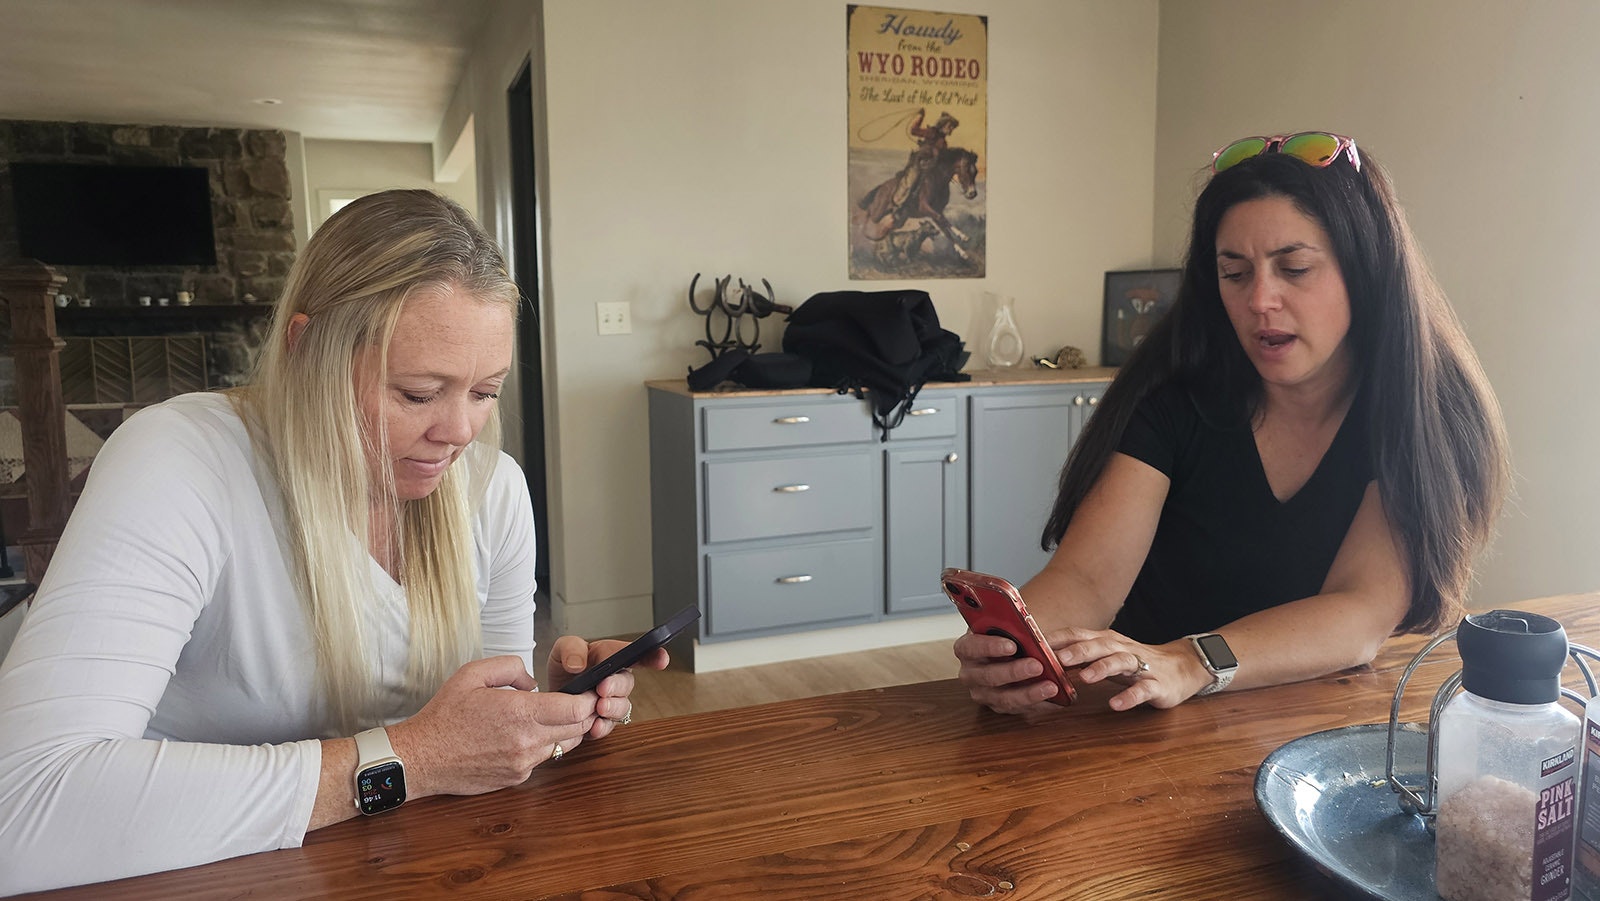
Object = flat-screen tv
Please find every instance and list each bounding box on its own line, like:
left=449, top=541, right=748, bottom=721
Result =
left=9, top=162, right=218, bottom=267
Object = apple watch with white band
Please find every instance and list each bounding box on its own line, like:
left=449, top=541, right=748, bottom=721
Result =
left=353, top=726, right=406, bottom=816
left=1186, top=632, right=1239, bottom=696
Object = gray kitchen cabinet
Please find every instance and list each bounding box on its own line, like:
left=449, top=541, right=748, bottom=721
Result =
left=647, top=371, right=1112, bottom=656
left=648, top=388, right=882, bottom=646
left=883, top=391, right=967, bottom=614
left=968, top=381, right=1106, bottom=588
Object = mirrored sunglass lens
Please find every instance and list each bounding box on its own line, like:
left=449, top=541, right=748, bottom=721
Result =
left=1281, top=133, right=1343, bottom=167
left=1214, top=138, right=1267, bottom=172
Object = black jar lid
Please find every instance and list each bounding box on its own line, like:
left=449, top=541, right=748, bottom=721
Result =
left=1457, top=609, right=1569, bottom=704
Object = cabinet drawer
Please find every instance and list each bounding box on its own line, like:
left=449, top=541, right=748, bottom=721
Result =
left=704, top=453, right=874, bottom=542
left=705, top=539, right=876, bottom=635
left=703, top=400, right=870, bottom=451
left=888, top=395, right=958, bottom=440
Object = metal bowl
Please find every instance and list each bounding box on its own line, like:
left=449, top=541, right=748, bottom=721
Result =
left=1255, top=723, right=1438, bottom=900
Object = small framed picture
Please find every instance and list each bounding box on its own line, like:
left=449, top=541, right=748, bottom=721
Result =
left=1101, top=268, right=1181, bottom=366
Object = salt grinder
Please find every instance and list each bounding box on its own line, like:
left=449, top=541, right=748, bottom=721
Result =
left=1434, top=610, right=1580, bottom=901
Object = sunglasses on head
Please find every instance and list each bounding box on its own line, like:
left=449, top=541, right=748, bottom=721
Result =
left=1211, top=132, right=1361, bottom=174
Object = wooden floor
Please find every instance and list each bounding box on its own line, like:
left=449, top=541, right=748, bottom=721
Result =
left=533, top=599, right=961, bottom=722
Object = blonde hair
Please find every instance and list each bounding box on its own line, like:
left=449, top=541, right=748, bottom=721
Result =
left=236, top=189, right=519, bottom=734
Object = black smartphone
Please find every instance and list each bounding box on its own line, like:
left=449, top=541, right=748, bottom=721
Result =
left=557, top=604, right=701, bottom=694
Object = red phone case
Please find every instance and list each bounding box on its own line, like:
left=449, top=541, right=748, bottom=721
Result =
left=941, top=567, right=1076, bottom=706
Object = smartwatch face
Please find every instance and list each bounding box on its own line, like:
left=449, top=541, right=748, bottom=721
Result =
left=1196, top=634, right=1238, bottom=670
left=357, top=761, right=406, bottom=815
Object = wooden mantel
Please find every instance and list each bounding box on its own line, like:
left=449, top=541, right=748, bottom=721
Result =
left=1, top=258, right=70, bottom=582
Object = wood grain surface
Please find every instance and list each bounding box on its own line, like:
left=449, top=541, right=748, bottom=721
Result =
left=21, top=594, right=1600, bottom=900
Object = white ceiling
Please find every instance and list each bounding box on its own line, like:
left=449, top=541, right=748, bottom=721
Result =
left=0, top=0, right=492, bottom=143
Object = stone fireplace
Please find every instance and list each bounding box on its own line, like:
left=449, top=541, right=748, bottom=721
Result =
left=0, top=118, right=297, bottom=405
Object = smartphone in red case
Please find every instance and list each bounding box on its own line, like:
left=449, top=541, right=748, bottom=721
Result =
left=941, top=567, right=1076, bottom=706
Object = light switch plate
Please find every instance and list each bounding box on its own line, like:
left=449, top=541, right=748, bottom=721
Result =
left=596, top=301, right=632, bottom=335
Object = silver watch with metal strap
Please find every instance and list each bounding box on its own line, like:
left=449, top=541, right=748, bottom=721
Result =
left=1186, top=633, right=1238, bottom=696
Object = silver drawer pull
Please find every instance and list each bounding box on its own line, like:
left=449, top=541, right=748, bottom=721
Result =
left=774, top=416, right=811, bottom=424
left=1087, top=396, right=1099, bottom=405
left=1074, top=395, right=1085, bottom=406
left=945, top=452, right=959, bottom=463
left=776, top=574, right=813, bottom=584
left=907, top=407, right=939, bottom=416
left=774, top=484, right=811, bottom=493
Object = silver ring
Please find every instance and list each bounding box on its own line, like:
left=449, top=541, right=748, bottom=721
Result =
left=619, top=706, right=633, bottom=726
left=1133, top=654, right=1151, bottom=675
left=551, top=742, right=564, bottom=761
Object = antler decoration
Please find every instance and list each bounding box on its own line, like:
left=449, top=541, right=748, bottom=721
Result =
left=687, top=273, right=792, bottom=360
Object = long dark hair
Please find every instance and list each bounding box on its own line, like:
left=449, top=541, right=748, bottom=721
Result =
left=1041, top=150, right=1509, bottom=634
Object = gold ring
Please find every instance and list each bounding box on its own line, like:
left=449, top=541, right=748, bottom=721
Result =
left=551, top=742, right=564, bottom=761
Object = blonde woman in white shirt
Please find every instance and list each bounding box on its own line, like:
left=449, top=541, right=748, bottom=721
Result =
left=0, top=190, right=659, bottom=895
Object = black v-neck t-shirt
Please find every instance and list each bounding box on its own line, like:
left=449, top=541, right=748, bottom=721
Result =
left=1108, top=383, right=1372, bottom=644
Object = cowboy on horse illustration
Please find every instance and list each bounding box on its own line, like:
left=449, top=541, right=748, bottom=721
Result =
left=891, top=108, right=960, bottom=207
left=858, top=108, right=980, bottom=262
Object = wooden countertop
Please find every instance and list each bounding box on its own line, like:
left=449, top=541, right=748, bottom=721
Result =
left=646, top=366, right=1119, bottom=399
left=29, top=592, right=1600, bottom=900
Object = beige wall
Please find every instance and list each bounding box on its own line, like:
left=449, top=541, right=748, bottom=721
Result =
left=301, top=138, right=478, bottom=231
left=1153, top=0, right=1600, bottom=605
left=448, top=0, right=557, bottom=618
left=531, top=0, right=1161, bottom=635
left=470, top=0, right=1596, bottom=636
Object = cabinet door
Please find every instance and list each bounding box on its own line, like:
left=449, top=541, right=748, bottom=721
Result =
left=969, top=385, right=1105, bottom=586
left=884, top=445, right=967, bottom=613
left=1072, top=383, right=1106, bottom=434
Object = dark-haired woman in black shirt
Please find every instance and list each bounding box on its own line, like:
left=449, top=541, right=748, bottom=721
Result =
left=955, top=133, right=1508, bottom=714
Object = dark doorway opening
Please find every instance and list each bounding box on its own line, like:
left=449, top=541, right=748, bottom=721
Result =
left=508, top=59, right=550, bottom=587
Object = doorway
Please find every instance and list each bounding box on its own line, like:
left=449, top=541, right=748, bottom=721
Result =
left=507, top=59, right=550, bottom=587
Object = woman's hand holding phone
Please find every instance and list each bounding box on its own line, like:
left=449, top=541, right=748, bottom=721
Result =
left=943, top=568, right=1078, bottom=713
left=390, top=621, right=677, bottom=803
left=545, top=634, right=668, bottom=739
left=953, top=629, right=1076, bottom=714
left=946, top=568, right=1215, bottom=713
left=955, top=620, right=1216, bottom=713
left=384, top=655, right=599, bottom=804
left=1050, top=626, right=1213, bottom=711
left=545, top=604, right=694, bottom=738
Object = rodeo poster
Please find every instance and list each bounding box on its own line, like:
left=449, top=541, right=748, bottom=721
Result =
left=847, top=5, right=987, bottom=280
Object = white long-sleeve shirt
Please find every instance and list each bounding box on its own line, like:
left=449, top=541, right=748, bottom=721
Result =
left=0, top=393, right=537, bottom=895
